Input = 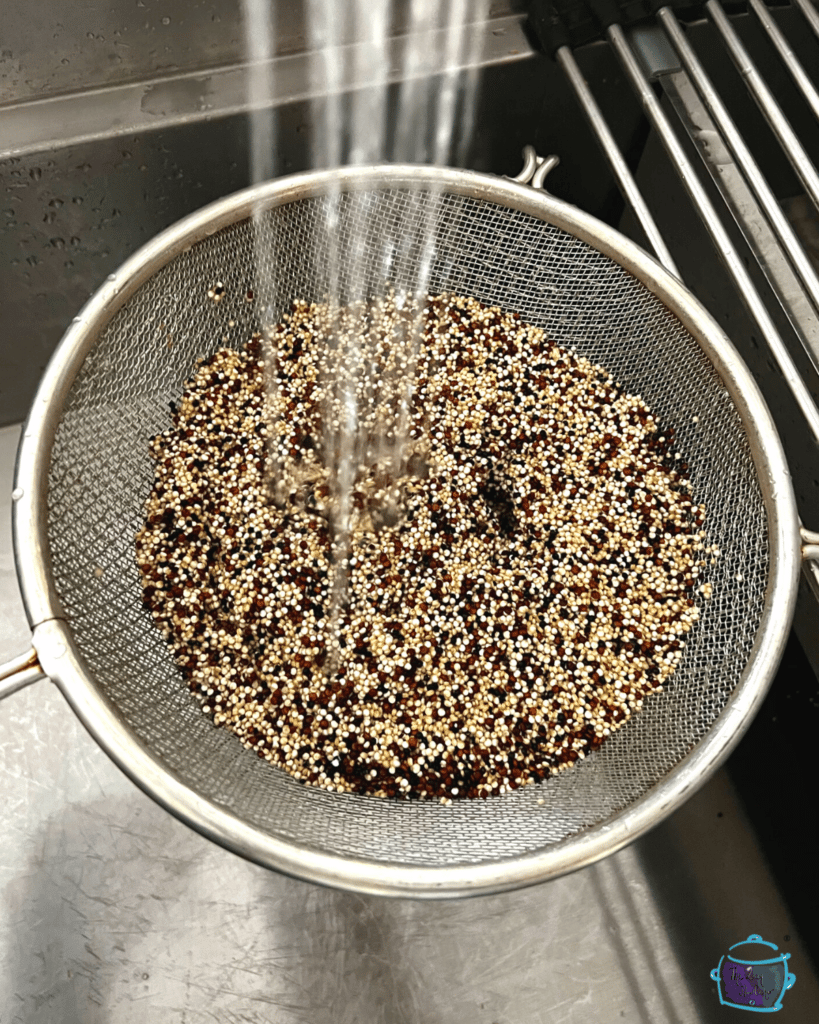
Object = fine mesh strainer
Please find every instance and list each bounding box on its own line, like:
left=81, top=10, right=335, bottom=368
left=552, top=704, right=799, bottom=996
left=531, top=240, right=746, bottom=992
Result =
left=0, top=165, right=804, bottom=897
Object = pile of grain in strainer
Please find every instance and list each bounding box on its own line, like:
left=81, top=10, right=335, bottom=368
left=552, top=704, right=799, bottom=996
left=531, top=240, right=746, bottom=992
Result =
left=135, top=292, right=711, bottom=803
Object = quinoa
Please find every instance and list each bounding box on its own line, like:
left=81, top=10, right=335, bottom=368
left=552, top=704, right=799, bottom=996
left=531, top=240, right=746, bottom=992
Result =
left=135, top=292, right=709, bottom=802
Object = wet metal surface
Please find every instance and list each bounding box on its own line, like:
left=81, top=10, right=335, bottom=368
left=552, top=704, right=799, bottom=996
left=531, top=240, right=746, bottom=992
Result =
left=0, top=14, right=533, bottom=160
left=0, top=44, right=641, bottom=430
left=2, top=422, right=817, bottom=1021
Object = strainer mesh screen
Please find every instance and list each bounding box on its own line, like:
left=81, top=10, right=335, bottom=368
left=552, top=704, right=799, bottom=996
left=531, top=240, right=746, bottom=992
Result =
left=46, top=186, right=768, bottom=865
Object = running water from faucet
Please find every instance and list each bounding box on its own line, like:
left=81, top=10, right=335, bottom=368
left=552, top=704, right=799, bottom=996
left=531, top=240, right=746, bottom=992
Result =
left=241, top=0, right=283, bottom=499
left=241, top=0, right=488, bottom=664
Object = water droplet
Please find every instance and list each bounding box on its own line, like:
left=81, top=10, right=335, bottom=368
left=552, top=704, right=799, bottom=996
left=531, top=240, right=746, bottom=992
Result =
left=48, top=198, right=63, bottom=208
left=64, top=259, right=74, bottom=269
left=50, top=237, right=65, bottom=249
left=11, top=487, right=24, bottom=501
left=29, top=167, right=42, bottom=181
left=107, top=273, right=117, bottom=282
left=25, top=254, right=39, bottom=266
left=70, top=236, right=80, bottom=246
left=72, top=196, right=84, bottom=204
left=61, top=58, right=70, bottom=65
left=161, top=16, right=171, bottom=25
left=51, top=641, right=67, bottom=659
left=72, top=315, right=83, bottom=323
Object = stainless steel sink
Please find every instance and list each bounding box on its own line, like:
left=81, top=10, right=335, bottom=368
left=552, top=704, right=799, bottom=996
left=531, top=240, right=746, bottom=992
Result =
left=2, top=2, right=818, bottom=1018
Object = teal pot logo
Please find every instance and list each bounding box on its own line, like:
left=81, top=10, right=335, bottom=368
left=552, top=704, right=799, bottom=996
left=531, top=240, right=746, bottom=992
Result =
left=710, top=935, right=796, bottom=1012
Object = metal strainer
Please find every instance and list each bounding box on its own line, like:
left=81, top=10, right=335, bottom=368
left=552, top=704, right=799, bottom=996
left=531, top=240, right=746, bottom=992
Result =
left=0, top=165, right=802, bottom=897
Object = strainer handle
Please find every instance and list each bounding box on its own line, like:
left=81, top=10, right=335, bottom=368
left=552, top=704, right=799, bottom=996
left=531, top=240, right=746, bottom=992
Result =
left=0, top=648, right=46, bottom=702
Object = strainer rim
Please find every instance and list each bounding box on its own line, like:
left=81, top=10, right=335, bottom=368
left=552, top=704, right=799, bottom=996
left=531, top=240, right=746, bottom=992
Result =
left=12, top=164, right=800, bottom=896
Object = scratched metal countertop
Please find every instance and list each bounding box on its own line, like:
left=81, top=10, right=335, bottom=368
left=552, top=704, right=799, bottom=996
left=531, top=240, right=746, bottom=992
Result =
left=1, top=420, right=816, bottom=1023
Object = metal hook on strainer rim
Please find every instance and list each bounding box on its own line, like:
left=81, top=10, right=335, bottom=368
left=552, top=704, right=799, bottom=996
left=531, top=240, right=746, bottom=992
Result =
left=506, top=144, right=561, bottom=191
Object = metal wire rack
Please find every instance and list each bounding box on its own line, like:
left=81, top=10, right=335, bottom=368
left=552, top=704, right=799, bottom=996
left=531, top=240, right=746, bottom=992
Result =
left=530, top=0, right=819, bottom=603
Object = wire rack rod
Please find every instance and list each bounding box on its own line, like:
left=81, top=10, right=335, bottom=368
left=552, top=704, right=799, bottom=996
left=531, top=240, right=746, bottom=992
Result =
left=748, top=0, right=819, bottom=126
left=792, top=0, right=819, bottom=45
left=555, top=44, right=680, bottom=278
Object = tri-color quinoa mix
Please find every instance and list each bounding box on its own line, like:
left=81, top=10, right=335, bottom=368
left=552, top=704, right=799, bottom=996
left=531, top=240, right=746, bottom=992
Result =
left=136, top=292, right=710, bottom=802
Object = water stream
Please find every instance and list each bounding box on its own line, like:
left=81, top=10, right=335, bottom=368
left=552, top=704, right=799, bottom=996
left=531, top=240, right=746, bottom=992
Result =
left=240, top=0, right=489, bottom=664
